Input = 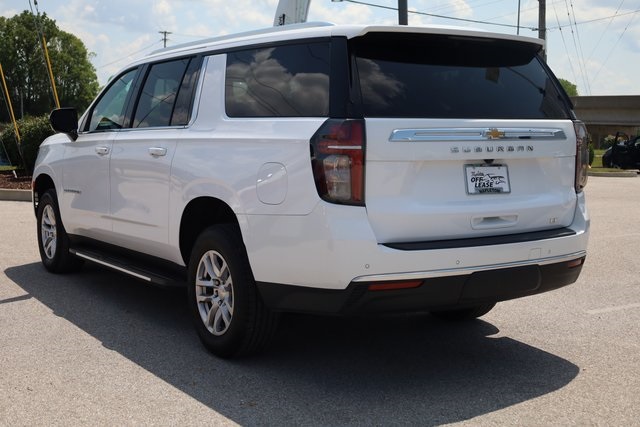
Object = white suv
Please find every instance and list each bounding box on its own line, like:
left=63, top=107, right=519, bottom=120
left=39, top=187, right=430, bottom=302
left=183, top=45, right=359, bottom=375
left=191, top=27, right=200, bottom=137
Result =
left=33, top=23, right=590, bottom=357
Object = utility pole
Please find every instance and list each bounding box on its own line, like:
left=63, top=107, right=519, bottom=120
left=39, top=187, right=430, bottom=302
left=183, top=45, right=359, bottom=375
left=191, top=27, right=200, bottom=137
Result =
left=159, top=31, right=172, bottom=48
left=517, top=0, right=521, bottom=35
left=398, top=0, right=408, bottom=25
left=539, top=0, right=547, bottom=60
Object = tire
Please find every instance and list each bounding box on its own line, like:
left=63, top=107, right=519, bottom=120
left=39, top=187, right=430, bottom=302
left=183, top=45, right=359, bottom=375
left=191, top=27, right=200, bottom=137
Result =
left=187, top=224, right=278, bottom=358
left=36, top=190, right=83, bottom=273
left=430, top=303, right=496, bottom=321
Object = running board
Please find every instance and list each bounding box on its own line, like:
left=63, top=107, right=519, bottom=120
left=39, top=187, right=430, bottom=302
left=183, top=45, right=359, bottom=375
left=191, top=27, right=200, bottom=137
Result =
left=70, top=248, right=185, bottom=288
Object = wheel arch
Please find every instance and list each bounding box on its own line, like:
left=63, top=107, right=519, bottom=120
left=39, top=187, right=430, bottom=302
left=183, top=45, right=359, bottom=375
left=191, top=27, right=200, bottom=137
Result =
left=179, top=196, right=243, bottom=266
left=32, top=173, right=56, bottom=214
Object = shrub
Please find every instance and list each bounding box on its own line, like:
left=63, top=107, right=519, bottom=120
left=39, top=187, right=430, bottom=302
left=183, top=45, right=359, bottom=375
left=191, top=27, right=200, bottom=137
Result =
left=588, top=143, right=595, bottom=166
left=602, top=135, right=616, bottom=149
left=0, top=115, right=54, bottom=174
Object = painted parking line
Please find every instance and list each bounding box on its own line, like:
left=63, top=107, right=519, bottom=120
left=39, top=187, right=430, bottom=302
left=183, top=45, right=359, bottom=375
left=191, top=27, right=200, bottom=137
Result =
left=586, top=303, right=640, bottom=315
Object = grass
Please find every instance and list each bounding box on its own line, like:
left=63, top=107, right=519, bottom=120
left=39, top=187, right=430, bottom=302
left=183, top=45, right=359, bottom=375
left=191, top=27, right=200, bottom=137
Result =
left=591, top=149, right=605, bottom=168
left=590, top=148, right=637, bottom=173
left=0, top=165, right=17, bottom=172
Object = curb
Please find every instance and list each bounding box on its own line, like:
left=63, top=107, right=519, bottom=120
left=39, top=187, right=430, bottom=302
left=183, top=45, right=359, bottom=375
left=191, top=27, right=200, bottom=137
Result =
left=0, top=189, right=32, bottom=202
left=588, top=171, right=638, bottom=178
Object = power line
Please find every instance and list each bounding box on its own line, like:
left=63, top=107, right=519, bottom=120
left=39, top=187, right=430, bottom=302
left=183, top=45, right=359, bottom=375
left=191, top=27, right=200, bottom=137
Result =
left=342, top=0, right=532, bottom=29
left=587, top=0, right=626, bottom=62
left=562, top=0, right=589, bottom=95
left=552, top=2, right=579, bottom=88
left=592, top=11, right=638, bottom=84
left=568, top=0, right=591, bottom=94
left=546, top=8, right=640, bottom=29
left=341, top=0, right=640, bottom=32
left=95, top=41, right=163, bottom=69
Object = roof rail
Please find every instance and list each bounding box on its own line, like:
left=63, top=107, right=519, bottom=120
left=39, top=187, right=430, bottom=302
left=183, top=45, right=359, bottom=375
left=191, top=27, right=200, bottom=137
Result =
left=150, top=22, right=335, bottom=55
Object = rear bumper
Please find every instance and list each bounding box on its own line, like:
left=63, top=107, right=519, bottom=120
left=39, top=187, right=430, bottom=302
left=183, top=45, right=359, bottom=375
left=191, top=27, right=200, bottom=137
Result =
left=244, top=191, right=589, bottom=293
left=257, top=255, right=585, bottom=314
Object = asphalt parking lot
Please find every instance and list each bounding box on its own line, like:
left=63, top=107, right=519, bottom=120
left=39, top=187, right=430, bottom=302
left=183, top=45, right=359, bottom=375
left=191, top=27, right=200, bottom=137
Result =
left=1, top=176, right=639, bottom=426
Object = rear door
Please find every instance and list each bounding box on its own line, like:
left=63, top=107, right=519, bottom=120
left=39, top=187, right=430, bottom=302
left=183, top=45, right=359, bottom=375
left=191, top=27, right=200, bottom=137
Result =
left=109, top=56, right=200, bottom=257
left=350, top=32, right=577, bottom=244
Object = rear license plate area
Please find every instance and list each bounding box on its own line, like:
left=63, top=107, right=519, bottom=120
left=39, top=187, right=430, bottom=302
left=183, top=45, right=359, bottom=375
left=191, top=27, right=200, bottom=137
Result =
left=465, top=164, right=511, bottom=195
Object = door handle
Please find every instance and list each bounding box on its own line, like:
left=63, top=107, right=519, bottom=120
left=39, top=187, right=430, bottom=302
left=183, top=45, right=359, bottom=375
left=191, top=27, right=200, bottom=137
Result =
left=95, top=146, right=110, bottom=156
left=148, top=147, right=167, bottom=157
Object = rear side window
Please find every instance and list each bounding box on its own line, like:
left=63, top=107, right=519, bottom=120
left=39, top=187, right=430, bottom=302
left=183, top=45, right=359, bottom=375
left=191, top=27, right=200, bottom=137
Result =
left=225, top=42, right=330, bottom=117
left=351, top=33, right=571, bottom=119
left=133, top=58, right=191, bottom=128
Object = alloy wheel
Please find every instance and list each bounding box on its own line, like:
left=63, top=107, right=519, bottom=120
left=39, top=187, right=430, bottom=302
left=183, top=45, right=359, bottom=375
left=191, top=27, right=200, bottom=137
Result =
left=40, top=204, right=57, bottom=259
left=195, top=250, right=234, bottom=336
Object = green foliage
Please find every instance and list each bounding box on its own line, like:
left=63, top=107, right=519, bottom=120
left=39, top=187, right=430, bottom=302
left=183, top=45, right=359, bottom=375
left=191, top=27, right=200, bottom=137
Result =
left=0, top=115, right=54, bottom=173
left=602, top=135, right=615, bottom=149
left=588, top=143, right=595, bottom=166
left=602, top=134, right=629, bottom=149
left=558, top=78, right=578, bottom=97
left=0, top=11, right=99, bottom=122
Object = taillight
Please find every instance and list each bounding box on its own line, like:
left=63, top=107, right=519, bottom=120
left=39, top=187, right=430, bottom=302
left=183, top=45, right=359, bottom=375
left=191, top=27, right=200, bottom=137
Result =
left=310, top=119, right=365, bottom=205
left=574, top=121, right=589, bottom=193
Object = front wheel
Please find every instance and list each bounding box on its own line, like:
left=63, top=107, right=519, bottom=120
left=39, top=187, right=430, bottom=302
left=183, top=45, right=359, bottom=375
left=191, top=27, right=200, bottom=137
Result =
left=36, top=190, right=83, bottom=273
left=430, top=303, right=496, bottom=321
left=187, top=225, right=278, bottom=358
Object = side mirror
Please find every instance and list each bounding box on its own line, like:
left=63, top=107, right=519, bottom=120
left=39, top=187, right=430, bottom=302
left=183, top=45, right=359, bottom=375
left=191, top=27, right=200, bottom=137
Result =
left=50, top=108, right=79, bottom=141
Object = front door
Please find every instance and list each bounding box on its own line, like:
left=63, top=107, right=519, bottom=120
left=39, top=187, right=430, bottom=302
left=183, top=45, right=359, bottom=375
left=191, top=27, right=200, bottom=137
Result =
left=61, top=68, right=139, bottom=240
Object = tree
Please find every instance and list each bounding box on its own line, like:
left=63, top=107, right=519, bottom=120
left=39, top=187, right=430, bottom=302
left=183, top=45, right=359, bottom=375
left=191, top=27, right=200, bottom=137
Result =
left=0, top=11, right=99, bottom=122
left=558, top=78, right=578, bottom=97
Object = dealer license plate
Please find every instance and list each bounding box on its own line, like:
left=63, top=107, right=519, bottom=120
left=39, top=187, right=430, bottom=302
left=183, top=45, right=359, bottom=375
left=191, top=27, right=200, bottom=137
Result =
left=464, top=164, right=511, bottom=195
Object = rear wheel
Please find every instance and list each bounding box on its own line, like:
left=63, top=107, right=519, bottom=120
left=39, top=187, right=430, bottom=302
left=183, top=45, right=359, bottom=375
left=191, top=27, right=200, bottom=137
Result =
left=430, top=303, right=496, bottom=321
left=187, top=225, right=278, bottom=358
left=36, top=190, right=83, bottom=273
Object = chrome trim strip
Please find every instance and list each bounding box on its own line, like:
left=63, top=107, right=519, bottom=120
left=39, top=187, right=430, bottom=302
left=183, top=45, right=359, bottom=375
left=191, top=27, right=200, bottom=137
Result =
left=72, top=251, right=152, bottom=282
left=390, top=128, right=567, bottom=142
left=327, top=145, right=362, bottom=150
left=351, top=251, right=586, bottom=283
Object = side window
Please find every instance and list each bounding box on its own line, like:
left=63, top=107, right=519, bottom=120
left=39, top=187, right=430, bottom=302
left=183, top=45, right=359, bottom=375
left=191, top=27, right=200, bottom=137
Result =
left=225, top=42, right=330, bottom=117
left=133, top=58, right=190, bottom=128
left=171, top=58, right=202, bottom=126
left=88, top=68, right=138, bottom=132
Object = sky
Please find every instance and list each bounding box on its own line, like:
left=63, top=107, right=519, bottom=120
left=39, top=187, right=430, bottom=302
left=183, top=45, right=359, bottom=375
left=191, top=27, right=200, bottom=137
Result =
left=1, top=0, right=638, bottom=96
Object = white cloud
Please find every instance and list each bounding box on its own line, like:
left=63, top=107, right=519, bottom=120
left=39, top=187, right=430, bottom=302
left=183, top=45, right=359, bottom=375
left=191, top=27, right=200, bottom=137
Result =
left=0, top=0, right=637, bottom=94
left=309, top=2, right=376, bottom=24
left=1, top=8, right=18, bottom=18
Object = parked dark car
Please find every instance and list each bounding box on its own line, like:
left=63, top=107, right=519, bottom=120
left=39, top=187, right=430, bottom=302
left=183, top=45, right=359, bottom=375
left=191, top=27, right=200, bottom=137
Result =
left=602, top=136, right=640, bottom=169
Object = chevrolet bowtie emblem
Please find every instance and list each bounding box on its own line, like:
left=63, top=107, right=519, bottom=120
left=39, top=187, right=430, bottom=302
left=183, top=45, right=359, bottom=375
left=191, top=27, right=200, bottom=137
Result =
left=486, top=128, right=505, bottom=140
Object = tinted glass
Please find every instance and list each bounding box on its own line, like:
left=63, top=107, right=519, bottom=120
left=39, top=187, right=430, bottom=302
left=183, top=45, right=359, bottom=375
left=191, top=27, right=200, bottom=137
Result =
left=225, top=42, right=330, bottom=117
left=133, top=58, right=190, bottom=128
left=352, top=33, right=571, bottom=119
left=171, top=58, right=201, bottom=126
left=88, top=69, right=137, bottom=132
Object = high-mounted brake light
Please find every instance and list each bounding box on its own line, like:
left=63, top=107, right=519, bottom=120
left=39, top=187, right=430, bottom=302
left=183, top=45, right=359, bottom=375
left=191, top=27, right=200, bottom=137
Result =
left=310, top=119, right=365, bottom=205
left=574, top=121, right=589, bottom=193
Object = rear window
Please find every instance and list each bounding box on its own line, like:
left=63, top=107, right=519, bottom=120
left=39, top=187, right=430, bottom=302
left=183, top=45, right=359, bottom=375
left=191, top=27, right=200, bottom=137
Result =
left=351, top=33, right=571, bottom=119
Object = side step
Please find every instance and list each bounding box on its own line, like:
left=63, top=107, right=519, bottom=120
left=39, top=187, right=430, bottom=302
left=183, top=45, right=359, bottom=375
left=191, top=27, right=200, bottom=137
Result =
left=69, top=248, right=186, bottom=288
